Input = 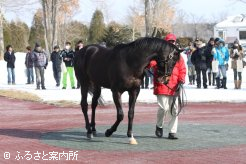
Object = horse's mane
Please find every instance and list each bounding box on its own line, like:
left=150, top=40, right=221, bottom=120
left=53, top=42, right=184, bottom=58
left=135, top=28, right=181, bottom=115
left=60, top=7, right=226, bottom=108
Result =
left=113, top=37, right=177, bottom=52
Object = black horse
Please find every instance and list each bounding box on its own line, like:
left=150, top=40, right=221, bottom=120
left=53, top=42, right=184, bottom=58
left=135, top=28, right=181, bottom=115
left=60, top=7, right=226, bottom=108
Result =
left=74, top=37, right=181, bottom=140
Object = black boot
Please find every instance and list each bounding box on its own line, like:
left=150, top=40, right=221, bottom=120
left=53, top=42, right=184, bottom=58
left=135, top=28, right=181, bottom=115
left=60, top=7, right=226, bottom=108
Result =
left=208, top=73, right=211, bottom=86
left=192, top=75, right=196, bottom=85
left=155, top=126, right=163, bottom=138
left=188, top=76, right=192, bottom=85
left=216, top=77, right=220, bottom=89
left=222, top=77, right=227, bottom=89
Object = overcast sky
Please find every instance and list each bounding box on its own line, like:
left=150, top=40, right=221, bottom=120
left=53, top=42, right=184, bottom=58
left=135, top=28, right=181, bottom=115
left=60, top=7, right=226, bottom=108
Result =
left=3, top=0, right=246, bottom=26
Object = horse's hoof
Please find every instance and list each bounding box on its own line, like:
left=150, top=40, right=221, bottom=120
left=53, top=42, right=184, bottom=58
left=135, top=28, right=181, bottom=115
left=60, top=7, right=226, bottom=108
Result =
left=92, top=130, right=97, bottom=137
left=105, top=129, right=112, bottom=137
left=129, top=137, right=138, bottom=145
left=87, top=133, right=93, bottom=139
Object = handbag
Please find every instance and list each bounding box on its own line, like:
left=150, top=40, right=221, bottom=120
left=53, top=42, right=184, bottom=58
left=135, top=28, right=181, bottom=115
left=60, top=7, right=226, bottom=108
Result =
left=237, top=60, right=243, bottom=72
left=61, top=61, right=67, bottom=73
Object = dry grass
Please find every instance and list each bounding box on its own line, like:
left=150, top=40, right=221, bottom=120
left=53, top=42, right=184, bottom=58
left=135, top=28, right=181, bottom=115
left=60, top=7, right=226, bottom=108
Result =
left=0, top=89, right=79, bottom=107
left=0, top=89, right=41, bottom=102
left=47, top=100, right=79, bottom=107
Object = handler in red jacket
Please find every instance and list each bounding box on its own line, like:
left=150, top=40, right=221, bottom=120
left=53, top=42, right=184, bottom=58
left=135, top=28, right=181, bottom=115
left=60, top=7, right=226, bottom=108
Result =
left=149, top=34, right=186, bottom=139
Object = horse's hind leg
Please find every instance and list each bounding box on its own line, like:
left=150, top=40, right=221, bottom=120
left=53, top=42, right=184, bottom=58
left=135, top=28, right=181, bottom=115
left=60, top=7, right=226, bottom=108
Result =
left=105, top=90, right=123, bottom=137
left=91, top=86, right=101, bottom=136
left=80, top=84, right=92, bottom=138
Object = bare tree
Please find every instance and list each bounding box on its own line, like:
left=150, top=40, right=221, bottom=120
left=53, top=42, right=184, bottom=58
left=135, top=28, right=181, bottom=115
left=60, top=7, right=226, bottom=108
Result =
left=41, top=0, right=58, bottom=54
left=40, top=0, right=79, bottom=53
left=143, top=0, right=175, bottom=37
left=0, top=0, right=38, bottom=59
left=190, top=13, right=206, bottom=39
left=151, top=0, right=175, bottom=33
left=127, top=6, right=145, bottom=39
left=56, top=0, right=79, bottom=46
left=144, top=0, right=152, bottom=37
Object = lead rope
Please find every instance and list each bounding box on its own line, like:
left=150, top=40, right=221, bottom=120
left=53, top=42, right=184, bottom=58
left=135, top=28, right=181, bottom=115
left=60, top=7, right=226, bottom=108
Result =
left=146, top=68, right=187, bottom=115
left=170, top=83, right=187, bottom=116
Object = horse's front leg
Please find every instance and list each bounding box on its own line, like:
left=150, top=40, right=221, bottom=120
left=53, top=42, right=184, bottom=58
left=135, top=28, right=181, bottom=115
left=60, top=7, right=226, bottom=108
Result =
left=127, top=87, right=140, bottom=138
left=105, top=90, right=123, bottom=137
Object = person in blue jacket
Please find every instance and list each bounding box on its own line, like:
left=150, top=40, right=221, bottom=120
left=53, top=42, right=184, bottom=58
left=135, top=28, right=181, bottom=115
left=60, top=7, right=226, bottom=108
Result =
left=213, top=38, right=229, bottom=89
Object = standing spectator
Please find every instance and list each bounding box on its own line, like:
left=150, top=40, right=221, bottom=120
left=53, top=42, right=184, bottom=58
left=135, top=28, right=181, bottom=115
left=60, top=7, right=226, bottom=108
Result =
left=51, top=45, right=62, bottom=87
left=25, top=46, right=34, bottom=84
left=4, top=45, right=16, bottom=85
left=149, top=33, right=186, bottom=139
left=141, top=71, right=150, bottom=89
left=213, top=38, right=229, bottom=89
left=75, top=40, right=84, bottom=52
left=184, top=42, right=196, bottom=85
left=60, top=41, right=75, bottom=89
left=191, top=40, right=208, bottom=89
left=205, top=37, right=216, bottom=86
left=230, top=40, right=244, bottom=89
left=31, top=43, right=48, bottom=90
left=75, top=40, right=84, bottom=89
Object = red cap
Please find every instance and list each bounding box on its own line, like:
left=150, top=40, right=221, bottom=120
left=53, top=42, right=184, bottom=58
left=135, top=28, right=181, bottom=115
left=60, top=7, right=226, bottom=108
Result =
left=164, top=33, right=176, bottom=42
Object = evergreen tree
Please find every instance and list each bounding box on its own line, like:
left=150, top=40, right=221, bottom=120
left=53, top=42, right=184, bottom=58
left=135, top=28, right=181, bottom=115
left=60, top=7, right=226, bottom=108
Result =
left=88, top=10, right=105, bottom=44
left=100, top=22, right=140, bottom=47
left=3, top=19, right=11, bottom=49
left=28, top=9, right=45, bottom=49
left=9, top=21, right=29, bottom=51
left=3, top=20, right=29, bottom=52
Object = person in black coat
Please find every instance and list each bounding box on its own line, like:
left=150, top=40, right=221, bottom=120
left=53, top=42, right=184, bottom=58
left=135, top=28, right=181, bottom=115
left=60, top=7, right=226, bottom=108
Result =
left=51, top=45, right=62, bottom=87
left=25, top=46, right=34, bottom=84
left=4, top=45, right=16, bottom=85
left=75, top=40, right=84, bottom=89
left=205, top=37, right=216, bottom=86
left=191, top=40, right=209, bottom=89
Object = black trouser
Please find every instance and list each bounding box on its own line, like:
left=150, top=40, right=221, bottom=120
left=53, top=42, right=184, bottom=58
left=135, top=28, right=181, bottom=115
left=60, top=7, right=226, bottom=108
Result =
left=208, top=72, right=216, bottom=85
left=53, top=66, right=61, bottom=86
left=195, top=68, right=207, bottom=87
left=233, top=69, right=242, bottom=80
left=77, top=80, right=80, bottom=88
left=141, top=70, right=150, bottom=89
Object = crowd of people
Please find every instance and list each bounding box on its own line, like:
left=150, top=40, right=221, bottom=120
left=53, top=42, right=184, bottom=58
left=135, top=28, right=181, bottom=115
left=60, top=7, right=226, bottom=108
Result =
left=3, top=40, right=84, bottom=90
left=185, top=37, right=245, bottom=89
left=2, top=37, right=245, bottom=91
left=141, top=37, right=245, bottom=90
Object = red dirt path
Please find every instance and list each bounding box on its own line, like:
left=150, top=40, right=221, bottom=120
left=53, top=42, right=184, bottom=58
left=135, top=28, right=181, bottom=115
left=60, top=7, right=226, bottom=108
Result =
left=0, top=96, right=246, bottom=164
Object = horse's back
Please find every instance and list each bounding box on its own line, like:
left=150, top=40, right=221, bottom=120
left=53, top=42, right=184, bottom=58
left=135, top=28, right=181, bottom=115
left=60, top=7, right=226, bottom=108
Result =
left=80, top=45, right=113, bottom=88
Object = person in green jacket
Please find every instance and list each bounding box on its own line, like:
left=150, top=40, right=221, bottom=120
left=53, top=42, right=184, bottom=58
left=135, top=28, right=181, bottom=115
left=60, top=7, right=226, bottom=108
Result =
left=60, top=41, right=75, bottom=89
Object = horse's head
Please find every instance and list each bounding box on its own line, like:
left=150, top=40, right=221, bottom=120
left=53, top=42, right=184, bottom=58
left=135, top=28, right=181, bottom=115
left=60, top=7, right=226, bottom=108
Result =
left=155, top=42, right=182, bottom=84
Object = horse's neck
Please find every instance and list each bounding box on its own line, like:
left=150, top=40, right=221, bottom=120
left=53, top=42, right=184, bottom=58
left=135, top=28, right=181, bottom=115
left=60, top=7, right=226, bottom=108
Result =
left=129, top=49, right=158, bottom=70
left=140, top=47, right=160, bottom=62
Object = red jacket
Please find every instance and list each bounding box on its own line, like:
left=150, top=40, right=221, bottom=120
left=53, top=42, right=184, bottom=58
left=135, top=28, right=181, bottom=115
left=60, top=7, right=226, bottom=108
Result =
left=148, top=56, right=186, bottom=95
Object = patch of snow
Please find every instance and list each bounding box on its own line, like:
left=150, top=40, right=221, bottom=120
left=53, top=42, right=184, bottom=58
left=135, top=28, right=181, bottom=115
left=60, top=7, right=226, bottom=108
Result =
left=0, top=52, right=246, bottom=104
